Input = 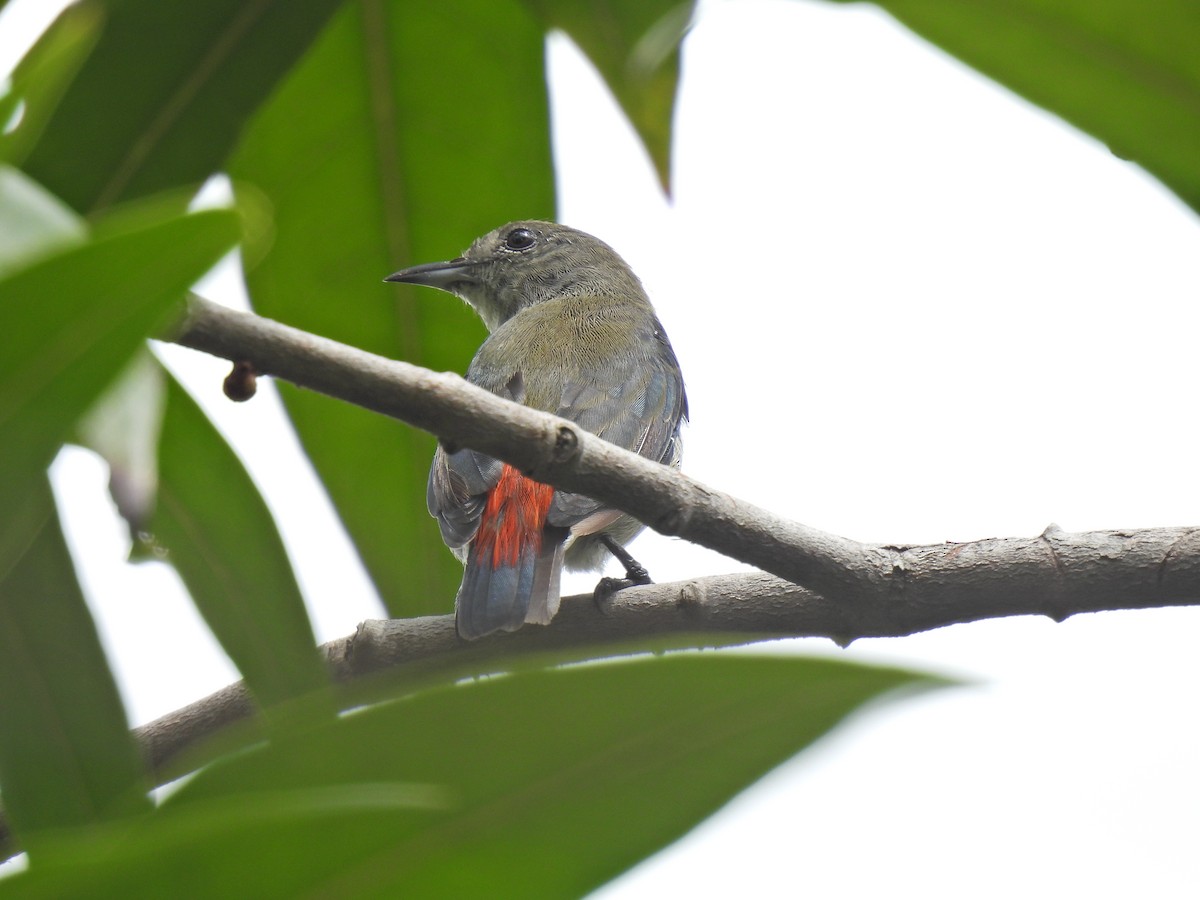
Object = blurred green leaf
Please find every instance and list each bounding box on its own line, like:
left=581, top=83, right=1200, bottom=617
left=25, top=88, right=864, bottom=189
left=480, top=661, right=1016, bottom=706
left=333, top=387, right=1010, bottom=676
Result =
left=0, top=206, right=240, bottom=579
left=229, top=0, right=555, bottom=617
left=0, top=1, right=103, bottom=167
left=21, top=0, right=344, bottom=214
left=520, top=0, right=694, bottom=193
left=0, top=483, right=149, bottom=859
left=0, top=654, right=943, bottom=896
left=150, top=374, right=329, bottom=709
left=839, top=0, right=1200, bottom=213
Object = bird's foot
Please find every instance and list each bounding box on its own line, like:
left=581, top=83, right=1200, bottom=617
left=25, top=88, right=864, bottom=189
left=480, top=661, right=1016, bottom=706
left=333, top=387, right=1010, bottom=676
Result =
left=593, top=535, right=654, bottom=613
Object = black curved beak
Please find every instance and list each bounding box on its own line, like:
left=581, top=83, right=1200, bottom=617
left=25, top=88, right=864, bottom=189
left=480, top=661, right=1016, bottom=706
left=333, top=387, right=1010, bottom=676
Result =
left=384, top=257, right=476, bottom=290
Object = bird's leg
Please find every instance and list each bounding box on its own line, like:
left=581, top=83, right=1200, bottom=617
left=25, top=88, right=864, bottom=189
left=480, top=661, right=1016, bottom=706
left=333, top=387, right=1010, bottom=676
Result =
left=593, top=534, right=653, bottom=611
left=602, top=535, right=651, bottom=584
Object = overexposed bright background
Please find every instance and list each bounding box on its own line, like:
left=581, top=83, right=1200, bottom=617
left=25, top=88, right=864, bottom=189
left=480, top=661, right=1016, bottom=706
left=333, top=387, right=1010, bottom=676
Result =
left=5, top=0, right=1200, bottom=896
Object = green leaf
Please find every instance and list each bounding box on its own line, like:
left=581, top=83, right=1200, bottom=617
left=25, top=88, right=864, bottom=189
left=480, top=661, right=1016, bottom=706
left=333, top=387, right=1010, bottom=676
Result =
left=839, top=0, right=1200, bottom=214
left=229, top=0, right=555, bottom=617
left=149, top=373, right=328, bottom=709
left=0, top=1, right=103, bottom=168
left=0, top=654, right=943, bottom=896
left=520, top=0, right=694, bottom=193
left=0, top=482, right=149, bottom=858
left=0, top=205, right=240, bottom=580
left=20, top=0, right=344, bottom=214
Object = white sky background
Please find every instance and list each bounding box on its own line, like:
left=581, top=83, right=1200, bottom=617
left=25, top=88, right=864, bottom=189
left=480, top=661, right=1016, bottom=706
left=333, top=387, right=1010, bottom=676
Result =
left=5, top=0, right=1200, bottom=896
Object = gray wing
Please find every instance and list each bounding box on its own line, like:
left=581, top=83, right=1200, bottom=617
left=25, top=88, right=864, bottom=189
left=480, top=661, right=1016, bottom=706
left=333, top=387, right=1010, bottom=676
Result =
left=427, top=445, right=503, bottom=552
left=548, top=317, right=687, bottom=526
left=427, top=371, right=522, bottom=552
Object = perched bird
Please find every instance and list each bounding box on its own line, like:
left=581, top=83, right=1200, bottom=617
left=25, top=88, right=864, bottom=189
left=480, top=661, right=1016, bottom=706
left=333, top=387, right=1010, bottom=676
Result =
left=385, top=221, right=688, bottom=639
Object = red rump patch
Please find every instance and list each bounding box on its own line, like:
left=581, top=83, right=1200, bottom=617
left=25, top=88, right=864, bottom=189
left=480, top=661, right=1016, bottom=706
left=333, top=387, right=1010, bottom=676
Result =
left=474, top=465, right=554, bottom=568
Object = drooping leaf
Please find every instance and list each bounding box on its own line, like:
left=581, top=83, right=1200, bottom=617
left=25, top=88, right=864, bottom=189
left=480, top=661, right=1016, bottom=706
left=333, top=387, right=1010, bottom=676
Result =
left=0, top=483, right=149, bottom=860
left=0, top=1, right=104, bottom=167
left=0, top=654, right=943, bottom=896
left=20, top=0, right=344, bottom=214
left=229, top=0, right=555, bottom=617
left=520, top=0, right=694, bottom=193
left=831, top=0, right=1200, bottom=214
left=149, top=373, right=329, bottom=710
left=0, top=204, right=240, bottom=579
left=75, top=348, right=164, bottom=532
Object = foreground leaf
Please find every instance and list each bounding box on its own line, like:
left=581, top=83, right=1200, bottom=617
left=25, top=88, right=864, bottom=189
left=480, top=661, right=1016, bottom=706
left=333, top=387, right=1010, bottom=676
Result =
left=151, top=374, right=328, bottom=709
left=0, top=206, right=239, bottom=578
left=842, top=0, right=1200, bottom=213
left=20, top=0, right=344, bottom=213
left=230, top=0, right=555, bottom=616
left=0, top=483, right=148, bottom=860
left=0, top=654, right=943, bottom=896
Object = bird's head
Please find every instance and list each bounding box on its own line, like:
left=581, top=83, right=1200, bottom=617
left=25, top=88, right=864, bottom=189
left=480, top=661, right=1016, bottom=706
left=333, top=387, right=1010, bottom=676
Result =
left=385, top=221, right=646, bottom=331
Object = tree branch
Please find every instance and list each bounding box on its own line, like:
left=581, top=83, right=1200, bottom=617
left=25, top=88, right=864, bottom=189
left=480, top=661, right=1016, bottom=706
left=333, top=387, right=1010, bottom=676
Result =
left=134, top=521, right=1200, bottom=782
left=171, top=296, right=870, bottom=601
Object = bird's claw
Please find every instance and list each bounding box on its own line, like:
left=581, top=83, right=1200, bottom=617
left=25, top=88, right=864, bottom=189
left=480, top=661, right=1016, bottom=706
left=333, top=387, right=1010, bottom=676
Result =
left=592, top=576, right=627, bottom=613
left=593, top=535, right=655, bottom=613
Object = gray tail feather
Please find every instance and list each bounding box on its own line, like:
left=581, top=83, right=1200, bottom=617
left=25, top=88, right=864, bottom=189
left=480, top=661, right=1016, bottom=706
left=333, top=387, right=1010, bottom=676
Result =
left=525, top=528, right=566, bottom=625
left=455, top=528, right=567, bottom=640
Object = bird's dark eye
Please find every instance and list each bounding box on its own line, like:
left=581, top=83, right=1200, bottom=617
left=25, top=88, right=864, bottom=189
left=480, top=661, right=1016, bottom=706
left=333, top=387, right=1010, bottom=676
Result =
left=503, top=228, right=537, bottom=251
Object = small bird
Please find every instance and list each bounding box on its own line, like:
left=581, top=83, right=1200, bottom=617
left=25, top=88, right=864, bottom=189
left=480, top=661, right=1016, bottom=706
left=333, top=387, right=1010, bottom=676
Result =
left=385, top=221, right=688, bottom=639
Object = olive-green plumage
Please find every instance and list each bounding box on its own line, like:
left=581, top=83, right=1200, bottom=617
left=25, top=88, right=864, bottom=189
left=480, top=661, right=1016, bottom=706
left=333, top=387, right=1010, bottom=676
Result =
left=386, top=221, right=687, bottom=639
